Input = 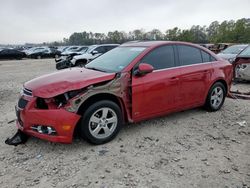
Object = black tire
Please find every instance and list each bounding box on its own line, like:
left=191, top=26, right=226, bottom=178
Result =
left=80, top=100, right=123, bottom=145
left=204, top=82, right=226, bottom=112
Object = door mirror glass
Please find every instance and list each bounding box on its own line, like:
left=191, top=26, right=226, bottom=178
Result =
left=135, top=63, right=154, bottom=76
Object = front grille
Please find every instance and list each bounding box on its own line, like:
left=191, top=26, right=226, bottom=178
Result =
left=18, top=98, right=28, bottom=109
left=23, top=88, right=32, bottom=96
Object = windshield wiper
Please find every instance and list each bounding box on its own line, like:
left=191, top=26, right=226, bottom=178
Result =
left=86, top=66, right=107, bottom=72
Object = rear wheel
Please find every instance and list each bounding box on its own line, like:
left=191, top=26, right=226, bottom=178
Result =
left=205, top=82, right=226, bottom=111
left=80, top=100, right=123, bottom=144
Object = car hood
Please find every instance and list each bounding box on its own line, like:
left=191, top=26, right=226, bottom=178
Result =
left=217, top=53, right=237, bottom=60
left=74, top=53, right=97, bottom=60
left=24, top=68, right=116, bottom=98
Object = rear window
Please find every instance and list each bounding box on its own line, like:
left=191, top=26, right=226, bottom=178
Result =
left=178, top=45, right=203, bottom=66
left=201, top=50, right=216, bottom=62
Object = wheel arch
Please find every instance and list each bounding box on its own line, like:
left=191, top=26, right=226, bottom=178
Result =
left=203, top=78, right=228, bottom=105
left=76, top=93, right=128, bottom=123
left=210, top=78, right=228, bottom=94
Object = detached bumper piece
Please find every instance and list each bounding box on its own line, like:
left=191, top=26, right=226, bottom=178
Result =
left=56, top=60, right=72, bottom=70
left=229, top=90, right=250, bottom=100
left=5, top=130, right=29, bottom=146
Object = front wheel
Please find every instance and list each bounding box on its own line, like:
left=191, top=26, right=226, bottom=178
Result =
left=205, top=82, right=226, bottom=112
left=80, top=100, right=123, bottom=144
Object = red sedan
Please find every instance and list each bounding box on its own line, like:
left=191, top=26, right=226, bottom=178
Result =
left=10, top=41, right=233, bottom=145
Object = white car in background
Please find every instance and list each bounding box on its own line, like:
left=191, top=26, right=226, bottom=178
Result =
left=70, top=44, right=119, bottom=66
left=55, top=44, right=119, bottom=70
left=217, top=44, right=248, bottom=63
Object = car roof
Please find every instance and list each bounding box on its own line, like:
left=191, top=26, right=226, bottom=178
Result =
left=121, top=41, right=199, bottom=48
left=229, top=44, right=248, bottom=47
left=93, top=44, right=120, bottom=47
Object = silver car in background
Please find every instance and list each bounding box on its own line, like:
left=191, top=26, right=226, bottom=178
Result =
left=217, top=44, right=248, bottom=63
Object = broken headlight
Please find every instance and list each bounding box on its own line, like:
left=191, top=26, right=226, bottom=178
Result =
left=36, top=89, right=85, bottom=109
left=54, top=89, right=85, bottom=108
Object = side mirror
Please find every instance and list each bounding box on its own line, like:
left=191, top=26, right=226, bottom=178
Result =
left=135, top=63, right=154, bottom=76
left=91, top=50, right=99, bottom=55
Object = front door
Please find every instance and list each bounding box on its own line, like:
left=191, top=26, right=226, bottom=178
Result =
left=131, top=45, right=181, bottom=121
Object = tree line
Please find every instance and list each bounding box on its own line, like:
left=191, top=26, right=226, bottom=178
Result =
left=50, top=18, right=250, bottom=46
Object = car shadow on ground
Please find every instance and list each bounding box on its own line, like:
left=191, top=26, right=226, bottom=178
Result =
left=17, top=107, right=207, bottom=152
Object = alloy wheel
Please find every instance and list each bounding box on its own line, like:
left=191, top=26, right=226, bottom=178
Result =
left=210, top=86, right=224, bottom=109
left=88, top=107, right=118, bottom=139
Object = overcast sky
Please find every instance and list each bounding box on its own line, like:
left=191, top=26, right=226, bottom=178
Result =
left=0, top=0, right=249, bottom=44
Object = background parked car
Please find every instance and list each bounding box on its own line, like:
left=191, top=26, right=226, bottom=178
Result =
left=0, top=49, right=26, bottom=60
left=55, top=46, right=88, bottom=62
left=217, top=44, right=248, bottom=63
left=26, top=47, right=61, bottom=59
left=234, top=45, right=250, bottom=81
left=56, top=46, right=69, bottom=53
left=56, top=44, right=119, bottom=70
left=60, top=46, right=82, bottom=54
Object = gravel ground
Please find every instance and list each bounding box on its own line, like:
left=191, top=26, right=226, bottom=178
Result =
left=0, top=59, right=249, bottom=188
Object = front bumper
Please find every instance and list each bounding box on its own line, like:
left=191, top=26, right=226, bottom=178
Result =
left=16, top=96, right=81, bottom=143
left=56, top=59, right=72, bottom=70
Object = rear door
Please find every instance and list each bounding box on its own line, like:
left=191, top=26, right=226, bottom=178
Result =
left=132, top=45, right=181, bottom=121
left=177, top=45, right=213, bottom=107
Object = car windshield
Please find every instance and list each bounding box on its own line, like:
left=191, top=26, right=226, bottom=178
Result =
left=238, top=45, right=250, bottom=57
left=221, top=45, right=247, bottom=54
left=76, top=47, right=88, bottom=52
left=85, top=47, right=146, bottom=73
left=86, top=45, right=97, bottom=53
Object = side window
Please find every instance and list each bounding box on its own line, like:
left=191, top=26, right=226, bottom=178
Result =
left=201, top=50, right=210, bottom=62
left=178, top=45, right=203, bottom=66
left=210, top=56, right=217, bottom=62
left=94, top=46, right=105, bottom=53
left=141, top=45, right=175, bottom=70
left=201, top=50, right=217, bottom=62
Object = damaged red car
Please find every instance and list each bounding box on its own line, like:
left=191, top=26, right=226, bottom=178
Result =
left=8, top=41, right=233, bottom=145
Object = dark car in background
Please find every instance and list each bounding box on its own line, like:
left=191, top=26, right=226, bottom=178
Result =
left=0, top=49, right=26, bottom=60
left=26, top=47, right=61, bottom=59
left=217, top=44, right=248, bottom=63
left=56, top=44, right=119, bottom=70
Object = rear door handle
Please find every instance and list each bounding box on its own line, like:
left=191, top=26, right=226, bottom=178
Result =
left=170, top=77, right=179, bottom=81
left=170, top=76, right=178, bottom=79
